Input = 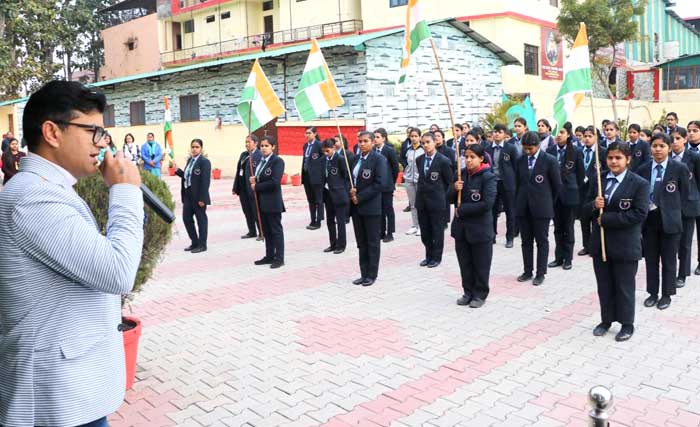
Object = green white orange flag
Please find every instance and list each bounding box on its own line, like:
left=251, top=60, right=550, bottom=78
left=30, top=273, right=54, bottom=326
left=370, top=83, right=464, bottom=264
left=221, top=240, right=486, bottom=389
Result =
left=237, top=59, right=285, bottom=132
left=164, top=97, right=174, bottom=159
left=398, top=0, right=431, bottom=84
left=552, top=23, right=592, bottom=131
left=294, top=38, right=344, bottom=122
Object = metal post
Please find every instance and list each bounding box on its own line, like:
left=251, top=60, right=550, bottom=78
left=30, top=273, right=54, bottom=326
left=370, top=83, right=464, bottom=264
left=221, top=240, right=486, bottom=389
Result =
left=588, top=385, right=613, bottom=427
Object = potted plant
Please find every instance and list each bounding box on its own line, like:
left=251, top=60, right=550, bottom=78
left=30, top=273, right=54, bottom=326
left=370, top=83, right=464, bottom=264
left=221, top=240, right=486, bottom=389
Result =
left=74, top=171, right=174, bottom=390
left=212, top=168, right=222, bottom=180
left=291, top=173, right=302, bottom=186
left=280, top=173, right=289, bottom=185
left=167, top=160, right=176, bottom=176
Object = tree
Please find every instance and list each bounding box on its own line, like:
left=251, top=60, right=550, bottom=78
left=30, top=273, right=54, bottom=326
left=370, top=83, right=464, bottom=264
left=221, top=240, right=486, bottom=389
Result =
left=557, top=0, right=646, bottom=122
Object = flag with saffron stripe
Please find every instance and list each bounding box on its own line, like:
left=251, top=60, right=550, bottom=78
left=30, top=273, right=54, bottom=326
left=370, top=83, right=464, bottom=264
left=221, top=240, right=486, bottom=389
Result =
left=164, top=97, right=174, bottom=159
left=294, top=38, right=344, bottom=122
left=552, top=23, right=592, bottom=131
left=398, top=0, right=431, bottom=84
left=237, top=59, right=285, bottom=132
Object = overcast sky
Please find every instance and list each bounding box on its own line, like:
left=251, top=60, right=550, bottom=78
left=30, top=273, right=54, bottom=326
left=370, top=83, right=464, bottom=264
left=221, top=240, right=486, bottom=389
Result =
left=671, top=0, right=700, bottom=18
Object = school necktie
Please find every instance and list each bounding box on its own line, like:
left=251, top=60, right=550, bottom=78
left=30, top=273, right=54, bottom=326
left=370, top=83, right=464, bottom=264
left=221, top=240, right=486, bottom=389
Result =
left=584, top=148, right=592, bottom=169
left=184, top=158, right=196, bottom=188
left=528, top=155, right=535, bottom=172
left=353, top=157, right=364, bottom=185
left=325, top=157, right=331, bottom=178
left=651, top=164, right=663, bottom=202
left=690, top=144, right=700, bottom=153
left=604, top=177, right=617, bottom=202
left=255, top=159, right=267, bottom=179
left=558, top=148, right=566, bottom=164
left=424, top=156, right=432, bottom=176
left=303, top=144, right=312, bottom=171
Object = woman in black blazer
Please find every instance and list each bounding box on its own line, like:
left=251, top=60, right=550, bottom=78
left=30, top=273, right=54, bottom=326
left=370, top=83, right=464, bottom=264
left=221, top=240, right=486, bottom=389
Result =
left=585, top=141, right=649, bottom=342
left=546, top=126, right=585, bottom=270
left=175, top=138, right=211, bottom=253
left=636, top=133, right=689, bottom=310
left=447, top=144, right=497, bottom=308
left=251, top=136, right=286, bottom=269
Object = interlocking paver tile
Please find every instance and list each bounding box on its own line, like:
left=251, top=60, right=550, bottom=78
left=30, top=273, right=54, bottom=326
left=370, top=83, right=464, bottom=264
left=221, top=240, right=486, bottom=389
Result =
left=107, top=178, right=700, bottom=426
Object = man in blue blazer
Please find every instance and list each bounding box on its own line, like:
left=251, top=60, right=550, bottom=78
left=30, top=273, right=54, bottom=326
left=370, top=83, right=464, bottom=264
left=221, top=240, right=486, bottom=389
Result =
left=0, top=81, right=144, bottom=427
left=350, top=131, right=387, bottom=287
left=515, top=131, right=563, bottom=286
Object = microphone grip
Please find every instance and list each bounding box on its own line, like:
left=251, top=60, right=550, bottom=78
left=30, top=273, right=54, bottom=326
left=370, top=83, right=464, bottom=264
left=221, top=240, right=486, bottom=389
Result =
left=140, top=184, right=176, bottom=224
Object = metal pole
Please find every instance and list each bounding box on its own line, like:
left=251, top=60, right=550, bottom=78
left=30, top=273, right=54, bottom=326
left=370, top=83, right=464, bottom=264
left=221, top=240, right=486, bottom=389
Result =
left=588, top=385, right=613, bottom=427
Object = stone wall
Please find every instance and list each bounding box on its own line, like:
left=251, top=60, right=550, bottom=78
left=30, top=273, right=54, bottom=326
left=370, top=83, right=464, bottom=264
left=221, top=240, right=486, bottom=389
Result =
left=364, top=23, right=504, bottom=133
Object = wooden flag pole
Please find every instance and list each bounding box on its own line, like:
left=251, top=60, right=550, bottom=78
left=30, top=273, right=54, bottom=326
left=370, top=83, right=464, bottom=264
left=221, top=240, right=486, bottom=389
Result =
left=331, top=109, right=355, bottom=190
left=589, top=93, right=606, bottom=262
left=248, top=103, right=265, bottom=241
left=429, top=38, right=461, bottom=206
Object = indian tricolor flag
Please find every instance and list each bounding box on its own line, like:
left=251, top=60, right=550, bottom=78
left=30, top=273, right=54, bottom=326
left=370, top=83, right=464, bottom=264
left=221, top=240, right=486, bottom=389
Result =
left=552, top=23, right=592, bottom=131
left=294, top=38, right=344, bottom=122
left=237, top=59, right=285, bottom=132
left=398, top=0, right=431, bottom=84
left=164, top=97, right=174, bottom=159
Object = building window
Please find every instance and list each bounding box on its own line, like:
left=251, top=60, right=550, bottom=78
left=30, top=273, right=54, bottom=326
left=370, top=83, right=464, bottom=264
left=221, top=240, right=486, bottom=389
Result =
left=103, top=105, right=115, bottom=128
left=549, top=0, right=559, bottom=6
left=263, top=1, right=273, bottom=10
left=180, top=95, right=200, bottom=122
left=183, top=19, right=194, bottom=34
left=390, top=0, right=408, bottom=6
left=664, top=66, right=699, bottom=90
left=130, top=101, right=146, bottom=126
left=206, top=15, right=215, bottom=23
left=524, top=44, right=539, bottom=76
left=221, top=11, right=231, bottom=19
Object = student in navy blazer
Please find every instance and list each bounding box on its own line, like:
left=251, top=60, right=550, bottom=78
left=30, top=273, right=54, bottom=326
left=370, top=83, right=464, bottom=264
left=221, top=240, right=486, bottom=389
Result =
left=374, top=128, right=400, bottom=242
left=636, top=133, right=689, bottom=310
left=670, top=128, right=700, bottom=287
left=175, top=139, right=211, bottom=253
left=321, top=139, right=351, bottom=254
left=251, top=136, right=285, bottom=269
left=687, top=120, right=700, bottom=275
left=415, top=132, right=454, bottom=267
left=447, top=144, right=497, bottom=308
left=578, top=126, right=607, bottom=256
left=584, top=141, right=649, bottom=342
left=435, top=130, right=457, bottom=224
left=350, top=131, right=387, bottom=287
left=301, top=127, right=324, bottom=229
left=627, top=124, right=651, bottom=171
left=233, top=135, right=261, bottom=239
left=601, top=121, right=623, bottom=149
left=515, top=131, right=563, bottom=286
left=485, top=123, right=519, bottom=247
left=546, top=127, right=585, bottom=270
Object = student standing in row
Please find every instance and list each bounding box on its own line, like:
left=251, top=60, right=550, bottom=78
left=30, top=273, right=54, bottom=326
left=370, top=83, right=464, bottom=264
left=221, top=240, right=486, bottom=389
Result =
left=628, top=124, right=651, bottom=171
left=448, top=144, right=497, bottom=308
left=252, top=136, right=285, bottom=269
left=233, top=135, right=261, bottom=239
left=175, top=139, right=211, bottom=253
left=586, top=141, right=649, bottom=342
left=687, top=121, right=700, bottom=275
left=374, top=128, right=399, bottom=243
left=404, top=128, right=423, bottom=236
left=537, top=119, right=555, bottom=152
left=508, top=117, right=528, bottom=156
left=670, top=128, right=700, bottom=287
left=321, top=138, right=350, bottom=254
left=301, top=127, right=324, bottom=230
left=400, top=127, right=414, bottom=213
left=637, top=133, right=689, bottom=310
left=547, top=126, right=585, bottom=270
left=415, top=132, right=454, bottom=268
left=602, top=122, right=623, bottom=149
left=485, top=123, right=519, bottom=248
left=515, top=131, right=562, bottom=286
left=578, top=126, right=607, bottom=256
left=350, top=131, right=387, bottom=287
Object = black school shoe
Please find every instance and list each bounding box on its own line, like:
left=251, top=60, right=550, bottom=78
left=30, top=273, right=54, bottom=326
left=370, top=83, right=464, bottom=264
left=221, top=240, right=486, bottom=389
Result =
left=615, top=325, right=634, bottom=342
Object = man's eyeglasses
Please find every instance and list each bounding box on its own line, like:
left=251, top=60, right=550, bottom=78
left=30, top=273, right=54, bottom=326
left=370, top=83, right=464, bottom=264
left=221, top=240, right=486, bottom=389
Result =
left=54, top=121, right=109, bottom=145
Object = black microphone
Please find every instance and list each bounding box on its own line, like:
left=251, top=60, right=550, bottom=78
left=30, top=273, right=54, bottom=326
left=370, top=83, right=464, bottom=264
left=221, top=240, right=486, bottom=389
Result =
left=140, top=184, right=176, bottom=223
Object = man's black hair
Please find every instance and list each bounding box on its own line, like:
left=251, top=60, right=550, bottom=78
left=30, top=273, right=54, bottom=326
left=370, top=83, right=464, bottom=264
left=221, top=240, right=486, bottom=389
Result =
left=23, top=81, right=106, bottom=153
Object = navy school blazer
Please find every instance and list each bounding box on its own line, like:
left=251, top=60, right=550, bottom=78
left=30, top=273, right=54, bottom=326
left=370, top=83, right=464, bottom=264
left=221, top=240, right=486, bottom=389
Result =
left=322, top=153, right=351, bottom=206
left=254, top=154, right=286, bottom=213
left=415, top=151, right=454, bottom=212
left=515, top=151, right=563, bottom=219
left=176, top=156, right=211, bottom=205
left=635, top=159, right=689, bottom=234
left=301, top=139, right=324, bottom=185
left=583, top=170, right=649, bottom=261
left=350, top=150, right=387, bottom=216
left=447, top=167, right=498, bottom=244
left=546, top=145, right=585, bottom=207
left=678, top=150, right=700, bottom=218
left=484, top=142, right=519, bottom=192
left=628, top=140, right=651, bottom=171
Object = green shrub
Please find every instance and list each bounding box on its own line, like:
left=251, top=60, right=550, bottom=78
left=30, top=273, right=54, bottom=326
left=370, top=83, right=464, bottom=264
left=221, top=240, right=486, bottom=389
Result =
left=74, top=171, right=175, bottom=305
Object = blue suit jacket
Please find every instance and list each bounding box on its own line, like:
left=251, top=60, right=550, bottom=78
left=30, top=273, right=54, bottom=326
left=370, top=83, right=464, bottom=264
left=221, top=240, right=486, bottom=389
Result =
left=0, top=155, right=144, bottom=426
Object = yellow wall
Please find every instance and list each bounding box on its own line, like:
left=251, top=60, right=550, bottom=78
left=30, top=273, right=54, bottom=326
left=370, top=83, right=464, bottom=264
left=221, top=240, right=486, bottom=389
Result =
left=278, top=0, right=362, bottom=31
left=0, top=105, right=18, bottom=136
left=659, top=89, right=700, bottom=104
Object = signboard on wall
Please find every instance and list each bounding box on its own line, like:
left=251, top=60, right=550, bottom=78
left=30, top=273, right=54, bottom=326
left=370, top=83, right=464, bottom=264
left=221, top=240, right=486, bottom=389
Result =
left=541, top=28, right=563, bottom=81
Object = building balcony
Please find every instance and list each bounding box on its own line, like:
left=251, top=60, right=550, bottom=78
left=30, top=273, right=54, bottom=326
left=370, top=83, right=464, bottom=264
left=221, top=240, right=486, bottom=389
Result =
left=160, top=19, right=363, bottom=65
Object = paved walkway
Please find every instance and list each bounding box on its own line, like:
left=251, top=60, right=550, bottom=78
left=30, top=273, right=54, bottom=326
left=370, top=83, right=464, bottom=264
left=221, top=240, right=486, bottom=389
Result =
left=109, top=176, right=700, bottom=427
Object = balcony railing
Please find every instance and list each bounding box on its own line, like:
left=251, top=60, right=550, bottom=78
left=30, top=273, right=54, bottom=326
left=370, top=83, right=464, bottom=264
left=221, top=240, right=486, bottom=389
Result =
left=161, top=19, right=363, bottom=64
